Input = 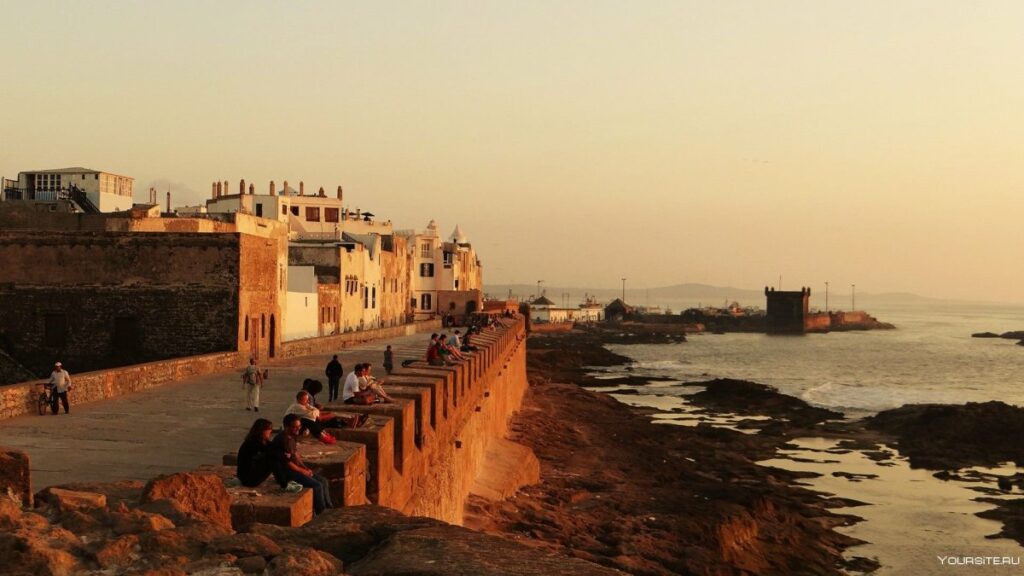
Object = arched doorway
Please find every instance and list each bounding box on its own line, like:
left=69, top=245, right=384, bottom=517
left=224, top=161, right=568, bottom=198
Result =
left=269, top=314, right=276, bottom=358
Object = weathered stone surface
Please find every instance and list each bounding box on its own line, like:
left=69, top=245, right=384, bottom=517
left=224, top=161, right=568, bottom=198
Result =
left=347, top=525, right=622, bottom=576
left=264, top=546, right=343, bottom=576
left=0, top=447, right=32, bottom=507
left=208, top=532, right=282, bottom=558
left=47, top=487, right=107, bottom=511
left=0, top=497, right=23, bottom=530
left=111, top=508, right=176, bottom=535
left=95, top=534, right=141, bottom=568
left=234, top=555, right=268, bottom=574
left=0, top=530, right=82, bottom=576
left=247, top=505, right=441, bottom=565
left=141, top=472, right=233, bottom=529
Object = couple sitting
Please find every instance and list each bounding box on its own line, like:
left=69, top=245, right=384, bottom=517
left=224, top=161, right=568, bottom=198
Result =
left=342, top=363, right=394, bottom=404
left=285, top=387, right=367, bottom=445
left=236, top=417, right=333, bottom=515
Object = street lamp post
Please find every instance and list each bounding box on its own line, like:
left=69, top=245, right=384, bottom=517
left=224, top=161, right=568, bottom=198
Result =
left=621, top=278, right=626, bottom=302
left=825, top=281, right=829, bottom=312
left=851, top=284, right=856, bottom=311
left=536, top=280, right=543, bottom=299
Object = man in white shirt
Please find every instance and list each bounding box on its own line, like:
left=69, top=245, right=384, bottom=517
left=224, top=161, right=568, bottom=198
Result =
left=48, top=361, right=72, bottom=415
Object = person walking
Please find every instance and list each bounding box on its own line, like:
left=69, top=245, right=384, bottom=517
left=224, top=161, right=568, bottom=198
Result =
left=241, top=358, right=264, bottom=411
left=325, top=354, right=343, bottom=402
left=383, top=345, right=394, bottom=374
left=48, top=361, right=72, bottom=415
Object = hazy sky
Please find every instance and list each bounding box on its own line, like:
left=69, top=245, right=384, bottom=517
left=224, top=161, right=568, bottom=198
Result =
left=3, top=1, right=1023, bottom=302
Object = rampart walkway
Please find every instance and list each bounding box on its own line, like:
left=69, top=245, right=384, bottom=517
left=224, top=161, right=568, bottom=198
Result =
left=0, top=332, right=431, bottom=490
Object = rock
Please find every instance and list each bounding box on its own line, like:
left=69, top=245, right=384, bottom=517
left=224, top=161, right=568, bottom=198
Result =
left=1001, top=331, right=1024, bottom=339
left=971, top=332, right=1000, bottom=338
left=264, top=546, right=343, bottom=576
left=0, top=447, right=32, bottom=508
left=253, top=506, right=441, bottom=565
left=44, top=487, right=107, bottom=512
left=346, top=525, right=622, bottom=576
left=111, top=508, right=176, bottom=535
left=0, top=531, right=82, bottom=576
left=208, top=533, right=282, bottom=558
left=95, top=534, right=140, bottom=568
left=234, top=555, right=268, bottom=574
left=0, top=497, right=23, bottom=530
left=140, top=473, right=232, bottom=530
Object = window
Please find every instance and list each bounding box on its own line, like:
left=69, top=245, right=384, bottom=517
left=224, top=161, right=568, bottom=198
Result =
left=244, top=316, right=249, bottom=341
left=325, top=208, right=339, bottom=223
left=364, top=287, right=369, bottom=309
left=443, top=251, right=453, bottom=267
left=411, top=298, right=417, bottom=309
left=420, top=263, right=434, bottom=277
left=281, top=205, right=288, bottom=215
left=420, top=242, right=432, bottom=258
left=255, top=203, right=263, bottom=217
left=421, top=294, right=432, bottom=310
left=44, top=314, right=67, bottom=347
left=372, top=287, right=376, bottom=309
left=305, top=207, right=320, bottom=222
left=291, top=206, right=299, bottom=216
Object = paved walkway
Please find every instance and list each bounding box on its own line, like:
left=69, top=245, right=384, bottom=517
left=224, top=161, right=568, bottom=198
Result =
left=0, top=332, right=433, bottom=489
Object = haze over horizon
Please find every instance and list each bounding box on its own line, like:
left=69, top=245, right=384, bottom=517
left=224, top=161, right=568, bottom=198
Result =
left=3, top=2, right=1023, bottom=303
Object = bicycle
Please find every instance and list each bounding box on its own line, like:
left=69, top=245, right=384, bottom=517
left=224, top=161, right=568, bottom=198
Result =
left=36, top=382, right=53, bottom=415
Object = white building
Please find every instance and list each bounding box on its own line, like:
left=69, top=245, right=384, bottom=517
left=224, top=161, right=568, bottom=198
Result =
left=397, top=221, right=484, bottom=321
left=284, top=265, right=319, bottom=341
left=530, top=295, right=605, bottom=324
left=2, top=167, right=134, bottom=212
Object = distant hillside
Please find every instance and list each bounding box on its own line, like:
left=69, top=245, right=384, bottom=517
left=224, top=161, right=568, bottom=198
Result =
left=483, top=282, right=949, bottom=310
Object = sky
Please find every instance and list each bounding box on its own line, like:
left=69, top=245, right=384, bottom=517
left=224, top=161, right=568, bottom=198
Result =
left=2, top=1, right=1023, bottom=303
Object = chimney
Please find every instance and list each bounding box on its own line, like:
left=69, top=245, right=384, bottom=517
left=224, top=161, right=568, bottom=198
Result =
left=336, top=185, right=343, bottom=201
left=283, top=180, right=289, bottom=196
left=239, top=179, right=245, bottom=195
left=166, top=191, right=171, bottom=213
left=299, top=181, right=305, bottom=196
left=318, top=186, right=325, bottom=197
left=223, top=180, right=229, bottom=196
left=269, top=180, right=275, bottom=196
left=211, top=182, right=217, bottom=199
left=248, top=183, right=254, bottom=194
left=215, top=181, right=222, bottom=198
left=149, top=187, right=157, bottom=204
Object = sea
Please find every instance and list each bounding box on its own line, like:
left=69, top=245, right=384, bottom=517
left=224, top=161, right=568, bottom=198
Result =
left=588, top=301, right=1024, bottom=574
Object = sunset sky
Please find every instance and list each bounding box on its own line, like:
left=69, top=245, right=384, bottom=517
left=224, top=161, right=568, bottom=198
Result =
left=3, top=1, right=1023, bottom=303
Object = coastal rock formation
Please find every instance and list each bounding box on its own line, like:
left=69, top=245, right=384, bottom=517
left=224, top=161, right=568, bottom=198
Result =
left=686, top=378, right=843, bottom=429
left=866, top=401, right=1024, bottom=469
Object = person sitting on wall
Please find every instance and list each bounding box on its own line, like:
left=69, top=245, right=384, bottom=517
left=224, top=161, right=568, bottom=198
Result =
left=426, top=335, right=445, bottom=366
left=284, top=390, right=364, bottom=443
left=237, top=418, right=274, bottom=487
left=343, top=364, right=376, bottom=404
left=460, top=329, right=479, bottom=353
left=438, top=333, right=464, bottom=362
left=271, top=414, right=333, bottom=515
left=359, top=364, right=394, bottom=403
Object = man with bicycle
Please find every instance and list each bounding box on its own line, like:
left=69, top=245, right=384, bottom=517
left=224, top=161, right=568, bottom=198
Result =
left=48, top=361, right=72, bottom=415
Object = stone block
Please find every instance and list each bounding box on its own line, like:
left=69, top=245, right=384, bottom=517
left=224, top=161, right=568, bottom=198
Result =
left=298, top=439, right=367, bottom=507
left=327, top=415, right=395, bottom=507
left=324, top=399, right=415, bottom=477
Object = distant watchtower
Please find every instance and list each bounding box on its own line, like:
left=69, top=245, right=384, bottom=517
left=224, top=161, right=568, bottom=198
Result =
left=764, top=287, right=810, bottom=334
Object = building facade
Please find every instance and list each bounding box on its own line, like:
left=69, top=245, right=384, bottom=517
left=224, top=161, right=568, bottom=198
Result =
left=3, top=167, right=134, bottom=212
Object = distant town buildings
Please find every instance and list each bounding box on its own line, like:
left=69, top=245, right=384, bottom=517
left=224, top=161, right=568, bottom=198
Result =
left=2, top=167, right=134, bottom=213
left=0, top=172, right=485, bottom=381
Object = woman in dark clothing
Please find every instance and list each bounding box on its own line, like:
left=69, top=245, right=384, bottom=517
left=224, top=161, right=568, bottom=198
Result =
left=237, top=418, right=274, bottom=487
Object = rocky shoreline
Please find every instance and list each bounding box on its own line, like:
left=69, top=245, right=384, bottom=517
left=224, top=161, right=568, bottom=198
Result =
left=468, top=327, right=1024, bottom=574
left=467, top=329, right=878, bottom=575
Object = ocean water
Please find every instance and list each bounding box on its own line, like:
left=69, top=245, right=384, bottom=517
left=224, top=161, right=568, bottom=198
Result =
left=590, top=301, right=1024, bottom=573
left=603, top=301, right=1024, bottom=417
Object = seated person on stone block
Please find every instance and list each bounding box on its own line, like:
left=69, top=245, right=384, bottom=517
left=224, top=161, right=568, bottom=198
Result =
left=426, top=336, right=445, bottom=366
left=359, top=363, right=394, bottom=403
left=302, top=378, right=325, bottom=408
left=343, top=364, right=375, bottom=404
left=441, top=333, right=465, bottom=361
left=237, top=418, right=274, bottom=487
left=285, top=390, right=364, bottom=443
left=271, top=414, right=333, bottom=515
